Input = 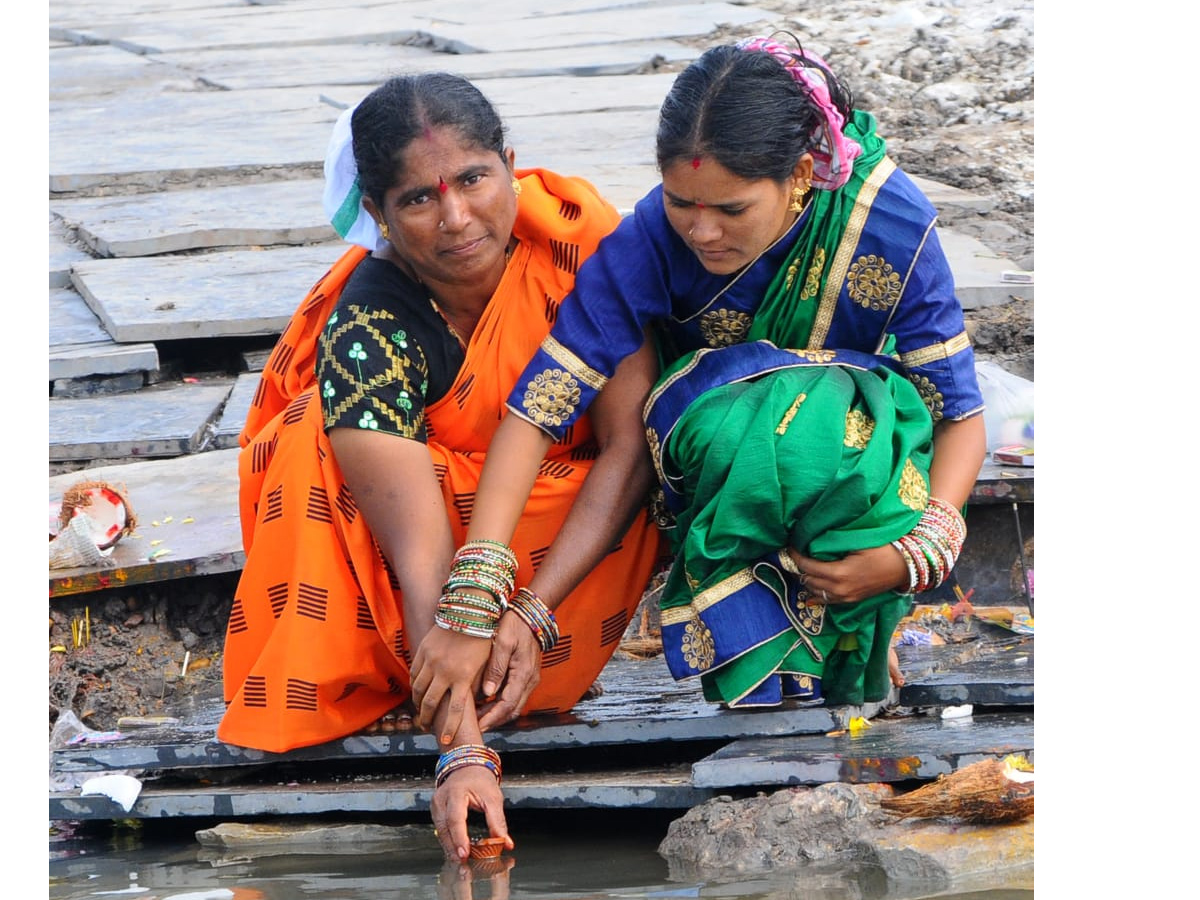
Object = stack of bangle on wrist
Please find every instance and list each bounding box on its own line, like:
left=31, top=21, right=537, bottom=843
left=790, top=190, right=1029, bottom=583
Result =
left=507, top=586, right=559, bottom=652
left=434, top=743, right=502, bottom=788
left=891, top=496, right=967, bottom=594
left=434, top=540, right=518, bottom=639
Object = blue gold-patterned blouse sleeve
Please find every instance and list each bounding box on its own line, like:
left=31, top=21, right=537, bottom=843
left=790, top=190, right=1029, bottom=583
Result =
left=886, top=224, right=985, bottom=423
left=505, top=187, right=676, bottom=439
left=316, top=303, right=431, bottom=441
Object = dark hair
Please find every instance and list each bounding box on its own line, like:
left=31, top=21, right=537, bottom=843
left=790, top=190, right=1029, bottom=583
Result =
left=656, top=41, right=854, bottom=182
left=351, top=73, right=506, bottom=207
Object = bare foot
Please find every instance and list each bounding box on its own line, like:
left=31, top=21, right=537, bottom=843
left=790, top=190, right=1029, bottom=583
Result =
left=361, top=706, right=416, bottom=735
left=888, top=647, right=905, bottom=688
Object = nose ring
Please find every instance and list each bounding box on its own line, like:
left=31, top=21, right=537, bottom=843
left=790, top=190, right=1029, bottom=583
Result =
left=438, top=221, right=445, bottom=230
left=689, top=227, right=694, bottom=237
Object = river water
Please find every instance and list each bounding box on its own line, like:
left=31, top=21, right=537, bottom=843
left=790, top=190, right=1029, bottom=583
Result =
left=49, top=812, right=1033, bottom=900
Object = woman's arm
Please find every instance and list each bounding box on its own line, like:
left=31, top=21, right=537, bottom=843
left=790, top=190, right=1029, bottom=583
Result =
left=428, top=694, right=511, bottom=863
left=332, top=424, right=511, bottom=858
left=475, top=336, right=659, bottom=729
left=927, top=414, right=988, bottom=509
left=327, top=427, right=458, bottom=647
left=421, top=334, right=661, bottom=857
left=331, top=426, right=499, bottom=747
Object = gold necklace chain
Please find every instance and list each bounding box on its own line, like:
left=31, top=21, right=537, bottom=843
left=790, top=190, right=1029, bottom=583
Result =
left=428, top=297, right=467, bottom=350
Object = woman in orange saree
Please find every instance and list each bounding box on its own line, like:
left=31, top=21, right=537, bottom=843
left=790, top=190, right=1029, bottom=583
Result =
left=218, top=74, right=661, bottom=857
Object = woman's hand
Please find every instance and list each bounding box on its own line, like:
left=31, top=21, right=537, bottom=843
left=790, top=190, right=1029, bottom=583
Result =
left=430, top=763, right=513, bottom=863
left=476, top=613, right=542, bottom=732
left=410, top=628, right=493, bottom=747
left=787, top=543, right=908, bottom=605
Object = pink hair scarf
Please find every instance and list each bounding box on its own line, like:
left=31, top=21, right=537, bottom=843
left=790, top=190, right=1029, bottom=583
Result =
left=737, top=36, right=862, bottom=190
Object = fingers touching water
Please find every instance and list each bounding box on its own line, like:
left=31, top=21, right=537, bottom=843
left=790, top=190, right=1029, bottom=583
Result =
left=431, top=763, right=513, bottom=862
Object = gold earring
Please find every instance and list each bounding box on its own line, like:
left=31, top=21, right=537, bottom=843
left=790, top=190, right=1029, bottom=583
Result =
left=789, top=182, right=809, bottom=213
left=512, top=178, right=523, bottom=195
left=378, top=221, right=390, bottom=240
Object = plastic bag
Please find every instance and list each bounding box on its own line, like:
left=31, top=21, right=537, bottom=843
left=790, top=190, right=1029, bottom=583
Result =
left=975, top=360, right=1034, bottom=452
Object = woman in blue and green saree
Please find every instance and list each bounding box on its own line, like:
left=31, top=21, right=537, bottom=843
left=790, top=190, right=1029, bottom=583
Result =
left=422, top=36, right=988, bottom=723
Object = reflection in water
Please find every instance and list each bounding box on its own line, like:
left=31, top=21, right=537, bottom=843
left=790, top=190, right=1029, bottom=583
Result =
left=49, top=814, right=1033, bottom=900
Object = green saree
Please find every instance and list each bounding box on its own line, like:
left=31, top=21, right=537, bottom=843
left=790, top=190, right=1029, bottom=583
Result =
left=642, top=113, right=935, bottom=707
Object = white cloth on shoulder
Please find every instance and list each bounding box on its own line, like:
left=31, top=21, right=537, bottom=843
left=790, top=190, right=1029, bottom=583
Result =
left=323, top=104, right=389, bottom=252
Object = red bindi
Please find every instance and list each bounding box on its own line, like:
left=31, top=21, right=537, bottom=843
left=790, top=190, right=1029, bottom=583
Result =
left=438, top=176, right=448, bottom=194
left=696, top=202, right=705, bottom=209
left=691, top=157, right=701, bottom=169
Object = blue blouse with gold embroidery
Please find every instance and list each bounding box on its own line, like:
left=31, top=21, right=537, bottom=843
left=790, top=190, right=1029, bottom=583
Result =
left=506, top=157, right=984, bottom=438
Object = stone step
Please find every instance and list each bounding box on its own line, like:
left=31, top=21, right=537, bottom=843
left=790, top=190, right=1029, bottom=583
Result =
left=212, top=372, right=259, bottom=450
left=50, top=763, right=712, bottom=821
left=50, top=286, right=159, bottom=381
left=49, top=447, right=243, bottom=597
left=49, top=379, right=235, bottom=464
left=49, top=646, right=1032, bottom=821
left=692, top=709, right=1033, bottom=789
left=161, top=39, right=699, bottom=92
left=67, top=243, right=345, bottom=342
left=50, top=654, right=880, bottom=775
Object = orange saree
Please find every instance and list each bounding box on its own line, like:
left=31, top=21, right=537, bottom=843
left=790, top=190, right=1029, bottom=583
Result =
left=219, top=170, right=662, bottom=752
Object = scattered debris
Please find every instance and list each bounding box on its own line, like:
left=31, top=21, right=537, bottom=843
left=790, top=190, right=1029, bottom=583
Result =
left=49, top=481, right=138, bottom=569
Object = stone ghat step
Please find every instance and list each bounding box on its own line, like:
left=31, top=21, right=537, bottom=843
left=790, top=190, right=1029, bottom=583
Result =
left=50, top=655, right=884, bottom=775
left=51, top=637, right=1030, bottom=776
left=50, top=636, right=1032, bottom=820
left=49, top=448, right=244, bottom=598
left=50, top=763, right=715, bottom=821
left=49, top=709, right=1032, bottom=822
left=692, top=709, right=1034, bottom=789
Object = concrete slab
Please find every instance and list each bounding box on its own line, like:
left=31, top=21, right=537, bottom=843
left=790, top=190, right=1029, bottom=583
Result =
left=160, top=40, right=698, bottom=90
left=49, top=87, right=343, bottom=194
left=50, top=0, right=236, bottom=32
left=49, top=43, right=198, bottom=102
left=49, top=346, right=159, bottom=385
left=503, top=107, right=661, bottom=177
left=49, top=379, right=234, bottom=462
left=937, top=228, right=1034, bottom=308
left=52, top=180, right=332, bottom=258
left=51, top=652, right=874, bottom=774
left=69, top=243, right=346, bottom=342
left=50, top=216, right=94, bottom=289
left=50, top=764, right=713, bottom=821
left=910, top=174, right=994, bottom=213
left=897, top=640, right=1034, bottom=708
left=690, top=710, right=1034, bottom=789
left=49, top=286, right=115, bottom=348
left=48, top=447, right=243, bottom=597
left=417, top=3, right=772, bottom=54
left=212, top=372, right=259, bottom=450
left=49, top=287, right=160, bottom=381
left=51, top=0, right=756, bottom=54
left=466, top=72, right=682, bottom=118
left=53, top=2, right=431, bottom=54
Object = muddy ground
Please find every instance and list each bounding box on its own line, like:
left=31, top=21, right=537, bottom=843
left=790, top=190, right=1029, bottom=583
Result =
left=48, top=0, right=1034, bottom=737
